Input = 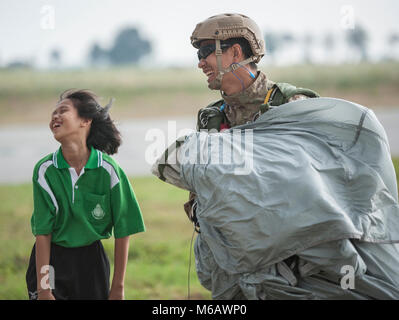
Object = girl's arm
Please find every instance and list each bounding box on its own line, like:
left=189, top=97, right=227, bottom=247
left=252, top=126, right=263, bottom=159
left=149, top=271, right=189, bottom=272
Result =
left=109, top=236, right=130, bottom=300
left=35, top=234, right=55, bottom=300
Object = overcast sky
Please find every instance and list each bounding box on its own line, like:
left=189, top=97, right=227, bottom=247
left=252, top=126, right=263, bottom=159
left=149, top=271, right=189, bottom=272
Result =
left=0, top=0, right=398, bottom=68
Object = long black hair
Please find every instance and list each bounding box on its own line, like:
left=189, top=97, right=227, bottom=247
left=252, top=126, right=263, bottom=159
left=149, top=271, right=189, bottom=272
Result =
left=59, top=89, right=121, bottom=155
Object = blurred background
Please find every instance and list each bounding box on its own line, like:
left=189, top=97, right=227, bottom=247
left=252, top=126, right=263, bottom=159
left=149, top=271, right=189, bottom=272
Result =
left=0, top=0, right=398, bottom=300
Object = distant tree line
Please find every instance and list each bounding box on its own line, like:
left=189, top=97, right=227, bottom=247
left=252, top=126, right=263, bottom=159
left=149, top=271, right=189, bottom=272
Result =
left=2, top=25, right=399, bottom=69
left=2, top=26, right=152, bottom=69
left=263, top=26, right=399, bottom=64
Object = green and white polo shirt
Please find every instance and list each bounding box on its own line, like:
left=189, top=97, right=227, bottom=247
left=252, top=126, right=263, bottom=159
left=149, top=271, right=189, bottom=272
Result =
left=31, top=146, right=145, bottom=248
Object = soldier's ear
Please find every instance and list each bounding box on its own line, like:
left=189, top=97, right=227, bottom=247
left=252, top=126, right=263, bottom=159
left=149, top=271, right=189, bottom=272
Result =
left=231, top=44, right=243, bottom=59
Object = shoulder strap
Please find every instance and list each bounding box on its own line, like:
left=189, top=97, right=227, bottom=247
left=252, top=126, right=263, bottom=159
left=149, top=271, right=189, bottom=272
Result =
left=258, top=82, right=319, bottom=115
left=271, top=82, right=319, bottom=106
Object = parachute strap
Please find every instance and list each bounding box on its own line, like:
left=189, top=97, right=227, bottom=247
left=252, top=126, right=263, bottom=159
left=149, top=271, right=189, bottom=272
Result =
left=264, top=87, right=274, bottom=104
left=272, top=83, right=320, bottom=105
left=258, top=81, right=319, bottom=115
left=258, top=85, right=277, bottom=115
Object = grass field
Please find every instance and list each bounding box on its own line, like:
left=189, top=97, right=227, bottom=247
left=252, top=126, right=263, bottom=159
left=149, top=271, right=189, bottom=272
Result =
left=0, top=62, right=398, bottom=125
left=0, top=159, right=398, bottom=300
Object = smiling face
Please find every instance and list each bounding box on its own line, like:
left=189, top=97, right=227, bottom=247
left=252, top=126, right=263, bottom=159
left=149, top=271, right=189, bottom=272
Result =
left=197, top=39, right=252, bottom=94
left=49, top=99, right=91, bottom=144
left=197, top=40, right=236, bottom=90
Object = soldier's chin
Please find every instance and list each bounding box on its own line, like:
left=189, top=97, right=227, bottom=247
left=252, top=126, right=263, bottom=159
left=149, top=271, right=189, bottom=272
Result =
left=207, top=77, right=221, bottom=90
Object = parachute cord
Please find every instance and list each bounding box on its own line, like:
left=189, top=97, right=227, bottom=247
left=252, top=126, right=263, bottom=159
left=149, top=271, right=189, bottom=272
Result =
left=187, top=222, right=196, bottom=300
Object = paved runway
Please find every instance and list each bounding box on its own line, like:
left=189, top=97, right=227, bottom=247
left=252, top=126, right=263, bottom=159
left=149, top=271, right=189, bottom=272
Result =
left=0, top=108, right=397, bottom=184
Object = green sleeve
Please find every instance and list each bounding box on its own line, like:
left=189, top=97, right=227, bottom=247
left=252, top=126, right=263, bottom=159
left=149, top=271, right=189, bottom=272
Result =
left=111, top=167, right=145, bottom=238
left=31, top=172, right=56, bottom=236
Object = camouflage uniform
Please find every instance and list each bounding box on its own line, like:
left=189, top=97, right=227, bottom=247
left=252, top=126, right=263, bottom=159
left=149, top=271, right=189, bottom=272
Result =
left=197, top=71, right=319, bottom=131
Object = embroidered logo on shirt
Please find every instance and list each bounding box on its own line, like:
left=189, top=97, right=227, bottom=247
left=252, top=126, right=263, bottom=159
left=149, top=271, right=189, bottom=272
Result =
left=92, top=204, right=105, bottom=220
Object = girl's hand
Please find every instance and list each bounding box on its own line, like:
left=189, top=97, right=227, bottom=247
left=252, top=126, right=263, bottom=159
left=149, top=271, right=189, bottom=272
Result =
left=108, top=285, right=124, bottom=300
left=38, top=289, right=56, bottom=300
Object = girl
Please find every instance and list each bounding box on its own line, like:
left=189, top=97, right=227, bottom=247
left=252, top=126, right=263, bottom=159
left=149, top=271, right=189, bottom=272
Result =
left=26, top=89, right=145, bottom=300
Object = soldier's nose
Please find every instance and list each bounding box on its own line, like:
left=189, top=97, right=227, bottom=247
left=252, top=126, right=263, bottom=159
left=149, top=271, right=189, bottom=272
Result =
left=198, top=59, right=206, bottom=68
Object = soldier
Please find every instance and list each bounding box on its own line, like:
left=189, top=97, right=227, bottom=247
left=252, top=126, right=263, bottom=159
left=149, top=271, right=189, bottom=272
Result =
left=184, top=13, right=318, bottom=227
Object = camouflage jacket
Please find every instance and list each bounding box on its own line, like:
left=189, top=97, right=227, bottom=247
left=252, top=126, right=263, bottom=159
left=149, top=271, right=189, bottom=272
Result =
left=197, top=71, right=319, bottom=131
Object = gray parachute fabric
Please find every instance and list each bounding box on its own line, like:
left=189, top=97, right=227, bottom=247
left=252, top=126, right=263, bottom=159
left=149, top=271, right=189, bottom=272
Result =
left=177, top=98, right=399, bottom=299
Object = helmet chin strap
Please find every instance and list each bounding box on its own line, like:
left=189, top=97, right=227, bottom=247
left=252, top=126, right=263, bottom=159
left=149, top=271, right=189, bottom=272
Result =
left=208, top=39, right=258, bottom=91
left=207, top=39, right=224, bottom=90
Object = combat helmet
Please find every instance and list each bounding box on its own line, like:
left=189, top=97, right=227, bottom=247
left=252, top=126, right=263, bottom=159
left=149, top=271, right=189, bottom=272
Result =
left=191, top=13, right=265, bottom=89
